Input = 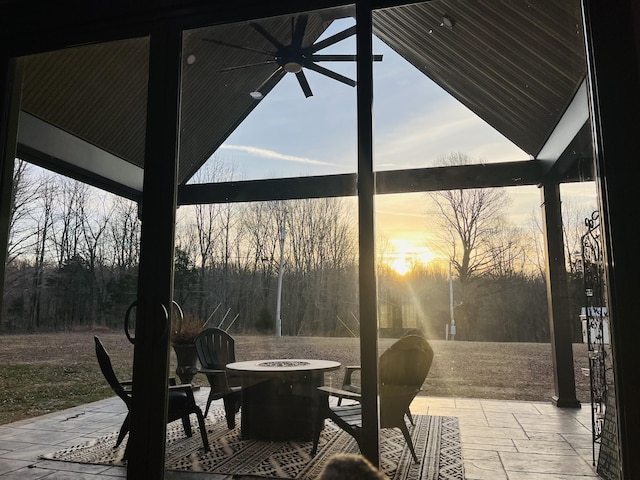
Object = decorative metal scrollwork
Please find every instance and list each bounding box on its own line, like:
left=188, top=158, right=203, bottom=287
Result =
left=580, top=210, right=608, bottom=465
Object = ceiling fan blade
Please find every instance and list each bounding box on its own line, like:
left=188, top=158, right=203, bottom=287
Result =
left=255, top=66, right=286, bottom=96
left=202, top=38, right=274, bottom=56
left=292, top=15, right=308, bottom=47
left=310, top=54, right=383, bottom=62
left=312, top=54, right=356, bottom=62
left=310, top=25, right=356, bottom=52
left=250, top=22, right=284, bottom=50
left=295, top=71, right=313, bottom=98
left=219, top=60, right=277, bottom=72
left=305, top=63, right=356, bottom=87
left=311, top=55, right=382, bottom=62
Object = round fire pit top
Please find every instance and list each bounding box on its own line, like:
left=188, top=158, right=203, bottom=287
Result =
left=257, top=360, right=310, bottom=368
left=226, top=358, right=341, bottom=373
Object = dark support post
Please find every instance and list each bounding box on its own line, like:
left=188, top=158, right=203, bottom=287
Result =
left=356, top=0, right=380, bottom=467
left=540, top=183, right=580, bottom=409
left=0, top=58, right=21, bottom=326
left=127, top=23, right=182, bottom=479
left=582, top=0, right=640, bottom=478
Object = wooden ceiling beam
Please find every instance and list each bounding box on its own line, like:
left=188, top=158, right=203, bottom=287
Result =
left=177, top=160, right=548, bottom=205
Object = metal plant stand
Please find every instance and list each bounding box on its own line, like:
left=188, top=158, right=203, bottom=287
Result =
left=580, top=211, right=609, bottom=466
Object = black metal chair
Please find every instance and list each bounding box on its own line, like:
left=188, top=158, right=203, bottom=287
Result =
left=312, top=335, right=434, bottom=464
left=194, top=327, right=242, bottom=428
left=94, top=336, right=210, bottom=458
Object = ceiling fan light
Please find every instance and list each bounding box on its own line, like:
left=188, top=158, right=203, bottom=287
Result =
left=441, top=15, right=455, bottom=29
left=249, top=91, right=264, bottom=100
left=284, top=62, right=303, bottom=73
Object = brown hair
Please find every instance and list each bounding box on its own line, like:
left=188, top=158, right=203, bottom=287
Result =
left=316, top=454, right=389, bottom=480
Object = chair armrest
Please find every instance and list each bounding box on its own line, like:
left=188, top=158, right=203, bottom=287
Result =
left=169, top=384, right=194, bottom=392
left=120, top=378, right=178, bottom=391
left=317, top=385, right=362, bottom=402
left=169, top=383, right=198, bottom=404
left=197, top=368, right=234, bottom=394
left=342, top=365, right=361, bottom=387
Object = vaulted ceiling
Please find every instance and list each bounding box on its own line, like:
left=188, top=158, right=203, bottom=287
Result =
left=14, top=0, right=590, bottom=201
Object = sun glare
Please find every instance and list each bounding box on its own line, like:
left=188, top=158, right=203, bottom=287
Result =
left=385, top=241, right=440, bottom=275
left=390, top=256, right=411, bottom=275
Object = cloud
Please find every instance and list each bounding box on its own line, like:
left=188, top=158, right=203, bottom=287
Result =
left=220, top=144, right=335, bottom=167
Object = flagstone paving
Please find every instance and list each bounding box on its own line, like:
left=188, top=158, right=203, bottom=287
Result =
left=0, top=390, right=601, bottom=479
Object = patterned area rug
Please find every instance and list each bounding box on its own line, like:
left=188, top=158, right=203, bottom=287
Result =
left=41, top=406, right=465, bottom=479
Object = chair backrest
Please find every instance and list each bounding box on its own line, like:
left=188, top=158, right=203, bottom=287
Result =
left=378, top=335, right=433, bottom=426
left=379, top=334, right=433, bottom=388
left=401, top=328, right=425, bottom=339
left=194, top=327, right=236, bottom=370
left=94, top=336, right=131, bottom=407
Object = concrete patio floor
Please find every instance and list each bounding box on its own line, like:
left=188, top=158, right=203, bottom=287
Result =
left=0, top=388, right=601, bottom=479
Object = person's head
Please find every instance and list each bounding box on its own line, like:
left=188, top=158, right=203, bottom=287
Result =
left=316, top=454, right=389, bottom=479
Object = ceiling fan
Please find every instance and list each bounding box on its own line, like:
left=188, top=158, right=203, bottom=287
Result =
left=204, top=15, right=382, bottom=98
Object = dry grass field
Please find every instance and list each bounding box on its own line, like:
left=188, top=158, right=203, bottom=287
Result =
left=0, top=331, right=592, bottom=425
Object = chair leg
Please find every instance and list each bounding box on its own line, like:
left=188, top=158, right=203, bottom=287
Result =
left=398, top=423, right=419, bottom=463
left=193, top=409, right=211, bottom=452
left=115, top=413, right=130, bottom=448
left=181, top=415, right=193, bottom=437
left=123, top=440, right=130, bottom=461
left=311, top=420, right=323, bottom=456
left=222, top=393, right=240, bottom=429
left=406, top=407, right=415, bottom=426
left=204, top=391, right=214, bottom=417
left=312, top=394, right=330, bottom=456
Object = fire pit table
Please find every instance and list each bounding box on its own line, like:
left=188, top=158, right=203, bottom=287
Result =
left=226, top=359, right=341, bottom=441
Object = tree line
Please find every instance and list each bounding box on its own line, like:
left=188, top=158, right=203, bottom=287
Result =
left=2, top=157, right=595, bottom=341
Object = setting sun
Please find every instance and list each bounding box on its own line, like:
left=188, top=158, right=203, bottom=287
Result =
left=390, top=256, right=412, bottom=275
left=385, top=240, right=440, bottom=275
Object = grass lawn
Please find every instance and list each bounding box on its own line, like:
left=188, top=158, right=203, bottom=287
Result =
left=0, top=331, right=593, bottom=425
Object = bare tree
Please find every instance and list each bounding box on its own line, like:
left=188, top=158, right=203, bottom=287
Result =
left=30, top=175, right=57, bottom=330
left=427, top=152, right=511, bottom=340
left=480, top=222, right=541, bottom=341
left=243, top=201, right=281, bottom=310
left=80, top=196, right=114, bottom=325
left=3, top=160, right=37, bottom=331
left=179, top=158, right=246, bottom=322
left=6, top=160, right=38, bottom=264
left=109, top=197, right=140, bottom=270
left=51, top=178, right=88, bottom=268
left=286, top=197, right=357, bottom=335
left=526, top=195, right=597, bottom=277
left=525, top=210, right=547, bottom=280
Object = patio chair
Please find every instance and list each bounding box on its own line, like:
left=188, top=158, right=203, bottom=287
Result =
left=194, top=327, right=242, bottom=428
left=94, top=336, right=210, bottom=458
left=312, top=334, right=434, bottom=463
left=337, top=328, right=427, bottom=425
